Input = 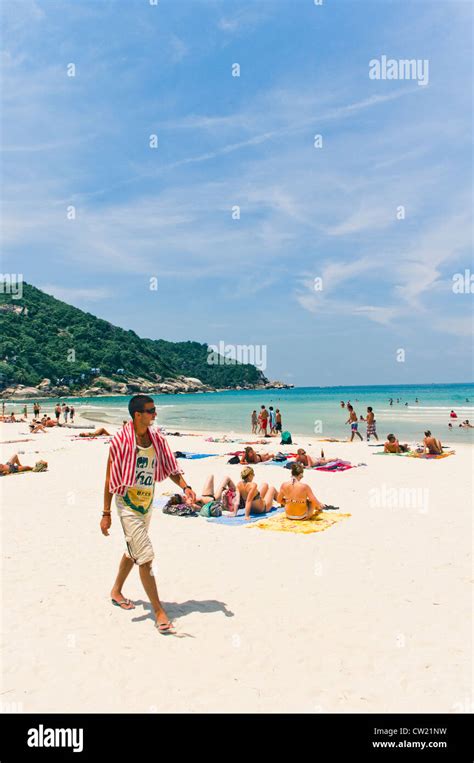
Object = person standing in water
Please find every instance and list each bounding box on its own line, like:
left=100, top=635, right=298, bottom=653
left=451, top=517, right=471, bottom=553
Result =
left=275, top=408, right=282, bottom=433
left=260, top=405, right=269, bottom=436
left=346, top=404, right=363, bottom=442
left=251, top=410, right=257, bottom=434
left=269, top=406, right=276, bottom=434
left=100, top=394, right=196, bottom=634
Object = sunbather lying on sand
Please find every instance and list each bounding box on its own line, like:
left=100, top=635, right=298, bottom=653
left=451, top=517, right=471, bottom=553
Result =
left=79, top=427, right=111, bottom=438
left=240, top=446, right=274, bottom=464
left=29, top=422, right=47, bottom=433
left=0, top=413, right=26, bottom=423
left=423, top=430, right=443, bottom=455
left=166, top=474, right=239, bottom=513
left=227, top=466, right=277, bottom=519
left=277, top=463, right=325, bottom=520
left=41, top=416, right=61, bottom=427
left=0, top=454, right=48, bottom=475
left=295, top=449, right=335, bottom=467
left=384, top=434, right=409, bottom=453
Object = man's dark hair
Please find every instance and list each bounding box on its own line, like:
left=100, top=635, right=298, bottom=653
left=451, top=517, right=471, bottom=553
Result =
left=387, top=433, right=395, bottom=441
left=367, top=406, right=373, bottom=412
left=424, top=430, right=431, bottom=437
left=128, top=394, right=154, bottom=420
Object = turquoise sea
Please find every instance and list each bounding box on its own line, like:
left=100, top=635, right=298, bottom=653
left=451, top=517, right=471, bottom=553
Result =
left=7, top=383, right=474, bottom=443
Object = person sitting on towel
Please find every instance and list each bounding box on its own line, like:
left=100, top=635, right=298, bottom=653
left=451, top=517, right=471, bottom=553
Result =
left=277, top=463, right=325, bottom=521
left=230, top=466, right=277, bottom=520
left=384, top=434, right=409, bottom=453
left=423, top=431, right=443, bottom=455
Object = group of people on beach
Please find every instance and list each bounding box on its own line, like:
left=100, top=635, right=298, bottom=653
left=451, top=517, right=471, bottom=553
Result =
left=99, top=395, right=327, bottom=634
left=342, top=403, right=378, bottom=442
left=250, top=405, right=282, bottom=436
left=53, top=402, right=75, bottom=423
left=166, top=463, right=325, bottom=521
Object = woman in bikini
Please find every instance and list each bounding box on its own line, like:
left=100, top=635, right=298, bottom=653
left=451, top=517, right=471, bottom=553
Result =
left=228, top=466, right=277, bottom=520
left=294, top=449, right=335, bottom=468
left=240, top=446, right=274, bottom=464
left=166, top=474, right=240, bottom=513
left=0, top=454, right=48, bottom=476
left=423, top=430, right=443, bottom=455
left=79, top=427, right=111, bottom=438
left=277, top=463, right=325, bottom=520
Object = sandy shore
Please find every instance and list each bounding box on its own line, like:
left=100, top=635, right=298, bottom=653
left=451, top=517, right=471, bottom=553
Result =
left=1, top=416, right=472, bottom=713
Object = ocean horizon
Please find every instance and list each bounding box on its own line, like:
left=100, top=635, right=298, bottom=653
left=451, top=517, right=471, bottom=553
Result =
left=8, top=382, right=474, bottom=442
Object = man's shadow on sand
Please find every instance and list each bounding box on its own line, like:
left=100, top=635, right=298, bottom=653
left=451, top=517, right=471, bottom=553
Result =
left=131, top=599, right=234, bottom=636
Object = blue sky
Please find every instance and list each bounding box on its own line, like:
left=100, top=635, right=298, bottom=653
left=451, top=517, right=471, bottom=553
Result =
left=2, top=0, right=473, bottom=386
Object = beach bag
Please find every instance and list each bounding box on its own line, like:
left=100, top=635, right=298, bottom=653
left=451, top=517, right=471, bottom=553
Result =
left=280, top=431, right=292, bottom=445
left=163, top=502, right=197, bottom=517
left=227, top=455, right=240, bottom=464
left=199, top=500, right=223, bottom=518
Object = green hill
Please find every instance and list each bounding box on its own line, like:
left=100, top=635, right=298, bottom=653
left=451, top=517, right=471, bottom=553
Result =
left=0, top=282, right=268, bottom=391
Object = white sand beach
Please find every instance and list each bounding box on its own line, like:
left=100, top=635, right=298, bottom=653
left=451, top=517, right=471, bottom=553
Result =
left=1, top=416, right=472, bottom=714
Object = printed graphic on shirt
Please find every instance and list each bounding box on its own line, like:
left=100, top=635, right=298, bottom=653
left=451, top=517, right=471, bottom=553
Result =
left=122, top=445, right=156, bottom=514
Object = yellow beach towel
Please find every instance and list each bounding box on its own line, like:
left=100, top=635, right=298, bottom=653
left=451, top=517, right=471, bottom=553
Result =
left=248, top=511, right=351, bottom=534
left=408, top=451, right=455, bottom=460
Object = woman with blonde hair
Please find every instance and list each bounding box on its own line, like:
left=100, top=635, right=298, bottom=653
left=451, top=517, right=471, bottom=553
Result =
left=277, top=463, right=325, bottom=520
left=230, top=466, right=277, bottom=520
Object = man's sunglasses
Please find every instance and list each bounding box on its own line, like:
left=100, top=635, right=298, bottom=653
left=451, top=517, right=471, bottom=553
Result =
left=140, top=406, right=156, bottom=414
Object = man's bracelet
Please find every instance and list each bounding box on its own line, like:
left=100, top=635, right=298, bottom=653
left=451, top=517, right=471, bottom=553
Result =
left=102, top=511, right=111, bottom=516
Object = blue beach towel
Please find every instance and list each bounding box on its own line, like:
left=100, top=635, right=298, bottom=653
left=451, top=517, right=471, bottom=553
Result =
left=262, top=458, right=293, bottom=467
left=174, top=451, right=215, bottom=459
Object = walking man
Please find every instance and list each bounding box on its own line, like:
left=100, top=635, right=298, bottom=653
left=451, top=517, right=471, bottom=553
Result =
left=346, top=404, right=363, bottom=442
left=100, top=395, right=196, bottom=634
left=365, top=406, right=378, bottom=441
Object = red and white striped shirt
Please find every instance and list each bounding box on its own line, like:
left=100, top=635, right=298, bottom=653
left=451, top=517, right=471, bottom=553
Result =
left=109, top=421, right=182, bottom=495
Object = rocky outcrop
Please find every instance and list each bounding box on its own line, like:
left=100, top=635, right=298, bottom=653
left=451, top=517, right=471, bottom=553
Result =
left=0, top=374, right=293, bottom=398
left=1, top=385, right=44, bottom=398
